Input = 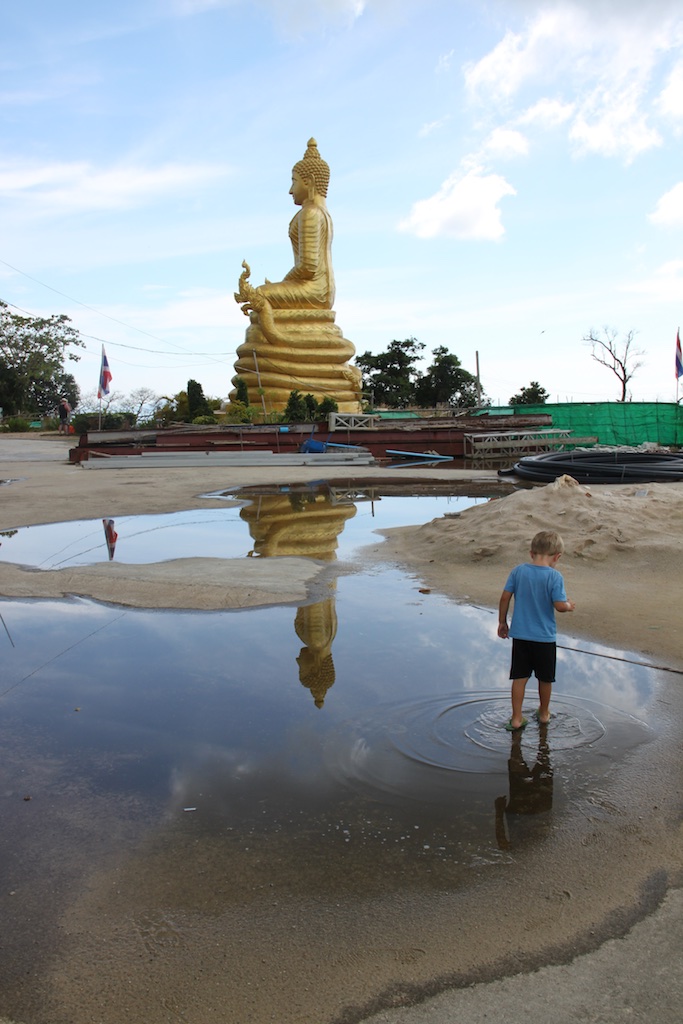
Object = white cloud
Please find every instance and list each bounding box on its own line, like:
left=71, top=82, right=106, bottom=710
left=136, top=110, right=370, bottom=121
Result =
left=418, top=116, right=450, bottom=138
left=464, top=7, right=585, bottom=102
left=116, top=289, right=233, bottom=332
left=171, top=0, right=232, bottom=13
left=482, top=127, right=529, bottom=159
left=569, top=84, right=662, bottom=160
left=517, top=98, right=575, bottom=128
left=0, top=160, right=231, bottom=215
left=624, top=259, right=683, bottom=300
left=463, top=2, right=681, bottom=163
left=649, top=182, right=683, bottom=226
left=656, top=62, right=683, bottom=120
left=398, top=166, right=516, bottom=241
left=258, top=0, right=366, bottom=33
left=436, top=49, right=455, bottom=74
left=0, top=87, right=70, bottom=107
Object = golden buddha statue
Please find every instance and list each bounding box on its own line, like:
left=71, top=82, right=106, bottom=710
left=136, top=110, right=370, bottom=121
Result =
left=232, top=138, right=362, bottom=414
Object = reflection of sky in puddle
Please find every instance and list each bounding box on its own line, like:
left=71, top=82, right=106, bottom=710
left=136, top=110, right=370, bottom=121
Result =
left=0, top=488, right=662, bottom=906
left=0, top=493, right=482, bottom=568
left=0, top=574, right=656, bottom=872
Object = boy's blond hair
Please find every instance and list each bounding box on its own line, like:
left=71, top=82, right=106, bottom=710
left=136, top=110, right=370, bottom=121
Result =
left=530, top=530, right=564, bottom=556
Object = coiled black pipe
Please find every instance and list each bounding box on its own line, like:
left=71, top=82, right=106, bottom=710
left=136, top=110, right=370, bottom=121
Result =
left=498, top=450, right=683, bottom=484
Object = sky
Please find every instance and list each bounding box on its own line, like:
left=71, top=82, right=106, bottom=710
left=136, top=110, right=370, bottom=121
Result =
left=2, top=0, right=682, bottom=410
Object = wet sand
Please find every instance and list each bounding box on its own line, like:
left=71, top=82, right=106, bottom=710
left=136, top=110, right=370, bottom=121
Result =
left=1, top=436, right=682, bottom=1024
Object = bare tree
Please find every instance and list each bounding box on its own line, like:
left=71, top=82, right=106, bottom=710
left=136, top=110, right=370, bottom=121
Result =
left=76, top=388, right=124, bottom=413
left=584, top=327, right=644, bottom=402
left=127, top=386, right=161, bottom=421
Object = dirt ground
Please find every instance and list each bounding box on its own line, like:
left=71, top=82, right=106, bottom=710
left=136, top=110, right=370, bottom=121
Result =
left=1, top=435, right=682, bottom=1024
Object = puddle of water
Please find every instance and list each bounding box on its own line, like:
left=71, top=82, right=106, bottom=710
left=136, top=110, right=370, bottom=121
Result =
left=0, top=486, right=663, bottom=1022
left=0, top=565, right=656, bottom=846
left=0, top=491, right=487, bottom=568
left=0, top=509, right=248, bottom=568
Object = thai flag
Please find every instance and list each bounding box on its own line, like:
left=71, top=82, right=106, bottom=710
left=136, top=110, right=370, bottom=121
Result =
left=676, top=329, right=683, bottom=380
left=98, top=345, right=113, bottom=398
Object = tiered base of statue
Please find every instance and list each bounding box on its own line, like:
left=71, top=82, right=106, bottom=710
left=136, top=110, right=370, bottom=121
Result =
left=233, top=309, right=361, bottom=413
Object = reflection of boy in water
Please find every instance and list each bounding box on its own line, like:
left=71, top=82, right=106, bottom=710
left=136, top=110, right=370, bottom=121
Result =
left=494, top=726, right=553, bottom=850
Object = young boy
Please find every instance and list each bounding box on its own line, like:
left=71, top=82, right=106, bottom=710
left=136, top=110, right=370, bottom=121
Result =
left=497, top=530, right=575, bottom=731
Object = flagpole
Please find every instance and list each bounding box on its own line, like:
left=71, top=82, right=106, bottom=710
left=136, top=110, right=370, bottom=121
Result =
left=98, top=343, right=103, bottom=430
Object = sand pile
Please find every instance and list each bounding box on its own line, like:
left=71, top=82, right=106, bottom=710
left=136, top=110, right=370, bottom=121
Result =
left=397, top=476, right=683, bottom=565
left=375, top=477, right=683, bottom=666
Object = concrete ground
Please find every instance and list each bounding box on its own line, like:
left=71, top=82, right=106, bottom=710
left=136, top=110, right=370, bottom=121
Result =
left=360, top=886, right=683, bottom=1023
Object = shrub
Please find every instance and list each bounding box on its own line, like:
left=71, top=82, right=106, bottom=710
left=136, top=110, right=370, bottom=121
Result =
left=282, top=390, right=338, bottom=423
left=5, top=416, right=31, bottom=432
left=224, top=400, right=256, bottom=424
left=102, top=412, right=126, bottom=430
left=318, top=396, right=338, bottom=417
left=72, top=413, right=94, bottom=434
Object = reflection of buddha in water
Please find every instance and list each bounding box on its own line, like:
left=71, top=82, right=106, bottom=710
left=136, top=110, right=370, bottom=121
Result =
left=240, top=491, right=355, bottom=706
left=494, top=726, right=553, bottom=851
left=295, top=599, right=337, bottom=709
left=233, top=138, right=362, bottom=414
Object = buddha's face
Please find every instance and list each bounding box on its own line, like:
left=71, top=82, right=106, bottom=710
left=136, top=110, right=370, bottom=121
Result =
left=289, top=171, right=310, bottom=206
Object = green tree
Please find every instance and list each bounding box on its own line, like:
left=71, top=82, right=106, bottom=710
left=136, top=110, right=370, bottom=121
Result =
left=187, top=379, right=210, bottom=420
left=0, top=301, right=84, bottom=416
left=355, top=338, right=425, bottom=408
left=30, top=371, right=80, bottom=417
left=318, top=396, right=338, bottom=417
left=303, top=393, right=319, bottom=420
left=234, top=377, right=249, bottom=404
left=509, top=381, right=549, bottom=406
left=414, top=346, right=481, bottom=408
left=156, top=391, right=189, bottom=424
left=0, top=359, right=21, bottom=417
left=283, top=390, right=310, bottom=422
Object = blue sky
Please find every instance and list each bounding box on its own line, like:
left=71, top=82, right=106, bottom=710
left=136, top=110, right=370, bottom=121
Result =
left=2, top=0, right=682, bottom=408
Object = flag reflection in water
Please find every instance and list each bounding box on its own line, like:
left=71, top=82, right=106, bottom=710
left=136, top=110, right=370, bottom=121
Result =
left=102, top=518, right=118, bottom=561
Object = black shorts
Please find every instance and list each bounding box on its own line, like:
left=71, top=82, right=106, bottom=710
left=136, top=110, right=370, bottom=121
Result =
left=510, top=639, right=556, bottom=683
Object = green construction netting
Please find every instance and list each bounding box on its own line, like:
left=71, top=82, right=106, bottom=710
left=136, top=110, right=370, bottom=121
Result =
left=505, top=402, right=683, bottom=447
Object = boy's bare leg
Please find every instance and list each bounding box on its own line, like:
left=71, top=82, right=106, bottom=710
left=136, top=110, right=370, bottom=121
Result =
left=510, top=677, right=529, bottom=728
left=537, top=681, right=552, bottom=724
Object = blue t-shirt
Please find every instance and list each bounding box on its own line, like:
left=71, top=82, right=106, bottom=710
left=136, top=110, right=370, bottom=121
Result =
left=503, top=562, right=567, bottom=642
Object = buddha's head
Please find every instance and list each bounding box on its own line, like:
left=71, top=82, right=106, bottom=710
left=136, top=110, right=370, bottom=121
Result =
left=290, top=137, right=330, bottom=203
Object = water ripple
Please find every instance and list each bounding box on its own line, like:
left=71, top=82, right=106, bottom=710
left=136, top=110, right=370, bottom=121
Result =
left=325, top=690, right=650, bottom=803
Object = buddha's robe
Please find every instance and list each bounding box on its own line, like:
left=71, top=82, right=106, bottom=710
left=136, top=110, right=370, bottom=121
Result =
left=257, top=202, right=335, bottom=309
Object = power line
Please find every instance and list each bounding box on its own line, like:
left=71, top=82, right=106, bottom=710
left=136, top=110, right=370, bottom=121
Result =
left=0, top=258, right=232, bottom=366
left=1, top=257, right=175, bottom=343
left=78, top=330, right=230, bottom=359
